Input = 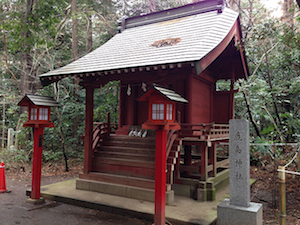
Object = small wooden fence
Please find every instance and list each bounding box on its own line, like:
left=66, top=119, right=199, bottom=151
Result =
left=179, top=123, right=229, bottom=141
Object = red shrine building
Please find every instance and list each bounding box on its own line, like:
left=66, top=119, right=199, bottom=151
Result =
left=39, top=0, right=248, bottom=202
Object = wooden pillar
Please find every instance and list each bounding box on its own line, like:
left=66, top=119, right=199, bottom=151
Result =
left=200, top=142, right=208, bottom=181
left=174, top=144, right=181, bottom=181
left=31, top=127, right=44, bottom=200
left=211, top=142, right=217, bottom=177
left=118, top=82, right=123, bottom=129
left=184, top=145, right=192, bottom=176
left=84, top=86, right=94, bottom=174
left=187, top=74, right=193, bottom=124
left=154, top=128, right=167, bottom=225
left=230, top=70, right=235, bottom=119
left=210, top=83, right=214, bottom=122
left=126, top=85, right=136, bottom=126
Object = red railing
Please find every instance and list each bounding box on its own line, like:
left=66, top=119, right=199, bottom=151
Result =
left=166, top=130, right=178, bottom=158
left=92, top=113, right=118, bottom=152
left=179, top=123, right=229, bottom=141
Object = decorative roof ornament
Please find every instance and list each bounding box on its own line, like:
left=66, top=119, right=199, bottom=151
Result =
left=151, top=38, right=181, bottom=47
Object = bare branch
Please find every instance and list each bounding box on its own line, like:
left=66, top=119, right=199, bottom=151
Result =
left=262, top=103, right=284, bottom=143
left=250, top=42, right=279, bottom=79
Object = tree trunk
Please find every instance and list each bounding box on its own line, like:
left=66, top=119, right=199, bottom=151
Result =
left=20, top=0, right=34, bottom=96
left=55, top=107, right=69, bottom=172
left=53, top=83, right=69, bottom=172
left=282, top=0, right=294, bottom=27
left=242, top=90, right=261, bottom=138
left=71, top=0, right=78, bottom=61
left=264, top=51, right=282, bottom=125
left=86, top=13, right=93, bottom=53
left=71, top=0, right=80, bottom=141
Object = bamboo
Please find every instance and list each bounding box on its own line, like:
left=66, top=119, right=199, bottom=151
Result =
left=278, top=166, right=286, bottom=225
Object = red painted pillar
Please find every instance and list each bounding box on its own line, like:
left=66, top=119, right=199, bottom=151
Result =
left=155, top=128, right=167, bottom=225
left=84, top=86, right=94, bottom=174
left=31, top=127, right=44, bottom=199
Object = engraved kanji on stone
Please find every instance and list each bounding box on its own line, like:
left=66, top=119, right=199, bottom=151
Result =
left=235, top=145, right=242, bottom=154
left=235, top=172, right=243, bottom=180
left=235, top=159, right=242, bottom=167
left=234, top=131, right=242, bottom=141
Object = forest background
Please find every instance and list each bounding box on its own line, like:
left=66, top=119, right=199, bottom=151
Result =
left=0, top=0, right=299, bottom=171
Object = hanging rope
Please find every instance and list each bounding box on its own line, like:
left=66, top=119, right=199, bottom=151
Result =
left=276, top=144, right=300, bottom=176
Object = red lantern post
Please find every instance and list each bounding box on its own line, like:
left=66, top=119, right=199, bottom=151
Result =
left=154, top=127, right=167, bottom=225
left=18, top=95, right=59, bottom=204
left=138, top=84, right=188, bottom=225
left=31, top=127, right=44, bottom=200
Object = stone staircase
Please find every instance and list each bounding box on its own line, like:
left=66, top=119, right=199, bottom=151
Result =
left=76, top=134, right=180, bottom=204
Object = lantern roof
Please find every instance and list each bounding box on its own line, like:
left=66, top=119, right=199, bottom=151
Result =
left=18, top=94, right=60, bottom=107
left=137, top=84, right=188, bottom=103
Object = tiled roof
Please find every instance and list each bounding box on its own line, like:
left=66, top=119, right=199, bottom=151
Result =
left=40, top=0, right=239, bottom=85
left=153, top=85, right=188, bottom=103
left=18, top=94, right=60, bottom=107
left=138, top=84, right=188, bottom=103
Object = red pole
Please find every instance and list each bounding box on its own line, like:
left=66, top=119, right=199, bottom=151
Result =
left=154, top=128, right=167, bottom=225
left=31, top=127, right=44, bottom=199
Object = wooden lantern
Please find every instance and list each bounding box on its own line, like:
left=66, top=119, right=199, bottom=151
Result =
left=137, top=84, right=188, bottom=225
left=137, top=84, right=188, bottom=130
left=18, top=94, right=60, bottom=128
left=18, top=94, right=60, bottom=204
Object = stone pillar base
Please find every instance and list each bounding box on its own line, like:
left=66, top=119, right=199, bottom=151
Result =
left=26, top=197, right=45, bottom=205
left=217, top=199, right=263, bottom=225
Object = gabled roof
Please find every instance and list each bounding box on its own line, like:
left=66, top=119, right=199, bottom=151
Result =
left=18, top=94, right=60, bottom=107
left=39, top=0, right=242, bottom=86
left=137, top=84, right=188, bottom=103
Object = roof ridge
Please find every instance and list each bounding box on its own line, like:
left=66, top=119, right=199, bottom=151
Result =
left=118, top=0, right=227, bottom=32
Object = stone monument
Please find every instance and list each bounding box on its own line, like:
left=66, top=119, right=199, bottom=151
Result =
left=7, top=128, right=14, bottom=149
left=217, top=119, right=263, bottom=225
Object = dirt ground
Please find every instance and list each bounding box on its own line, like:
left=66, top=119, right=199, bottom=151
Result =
left=1, top=160, right=300, bottom=225
left=250, top=161, right=300, bottom=225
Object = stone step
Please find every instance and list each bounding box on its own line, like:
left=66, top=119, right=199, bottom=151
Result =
left=76, top=178, right=174, bottom=204
left=79, top=172, right=155, bottom=189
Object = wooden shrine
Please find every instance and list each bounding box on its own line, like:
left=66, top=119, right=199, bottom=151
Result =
left=39, top=0, right=249, bottom=202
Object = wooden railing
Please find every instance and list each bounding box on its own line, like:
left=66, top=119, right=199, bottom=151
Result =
left=179, top=123, right=229, bottom=141
left=92, top=122, right=109, bottom=151
left=166, top=130, right=178, bottom=158
left=92, top=113, right=118, bottom=152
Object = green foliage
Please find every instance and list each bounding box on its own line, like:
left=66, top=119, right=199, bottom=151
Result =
left=0, top=0, right=300, bottom=167
left=94, top=81, right=119, bottom=123
left=234, top=0, right=300, bottom=143
left=216, top=79, right=231, bottom=91
left=0, top=146, right=31, bottom=164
